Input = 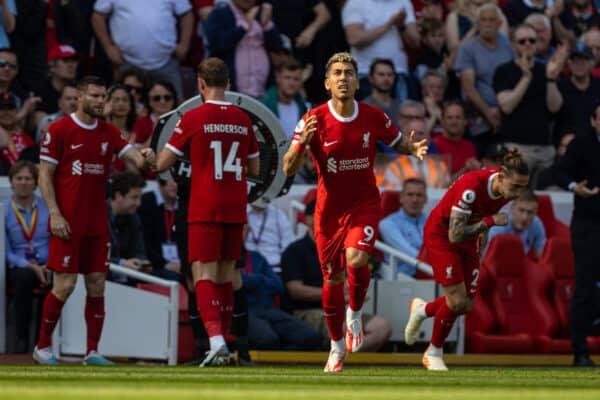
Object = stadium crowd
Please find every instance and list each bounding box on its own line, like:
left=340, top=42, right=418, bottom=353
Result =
left=2, top=0, right=600, bottom=367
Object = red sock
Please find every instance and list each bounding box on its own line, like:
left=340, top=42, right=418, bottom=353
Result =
left=219, top=282, right=234, bottom=337
left=322, top=283, right=345, bottom=341
left=85, top=296, right=105, bottom=354
left=347, top=265, right=370, bottom=312
left=195, top=280, right=223, bottom=337
left=430, top=300, right=459, bottom=348
left=425, top=296, right=446, bottom=317
left=37, top=291, right=65, bottom=349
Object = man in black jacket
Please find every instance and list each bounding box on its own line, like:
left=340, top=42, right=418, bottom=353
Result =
left=554, top=101, right=600, bottom=367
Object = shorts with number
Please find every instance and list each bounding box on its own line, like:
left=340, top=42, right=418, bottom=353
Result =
left=424, top=234, right=480, bottom=296
left=314, top=215, right=378, bottom=280
left=188, top=222, right=244, bottom=263
left=47, top=235, right=111, bottom=274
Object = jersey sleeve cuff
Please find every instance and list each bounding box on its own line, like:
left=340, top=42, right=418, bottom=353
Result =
left=388, top=130, right=403, bottom=148
left=39, top=155, right=59, bottom=165
left=451, top=206, right=472, bottom=215
left=165, top=143, right=184, bottom=157
left=248, top=151, right=260, bottom=159
left=117, top=143, right=133, bottom=159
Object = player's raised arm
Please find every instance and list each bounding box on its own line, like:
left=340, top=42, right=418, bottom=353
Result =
left=38, top=160, right=71, bottom=240
left=394, top=130, right=428, bottom=160
left=448, top=208, right=507, bottom=244
left=283, top=115, right=317, bottom=176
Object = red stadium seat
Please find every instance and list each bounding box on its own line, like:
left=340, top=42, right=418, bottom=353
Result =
left=536, top=195, right=570, bottom=239
left=136, top=283, right=196, bottom=363
left=380, top=190, right=402, bottom=219
left=296, top=188, right=317, bottom=224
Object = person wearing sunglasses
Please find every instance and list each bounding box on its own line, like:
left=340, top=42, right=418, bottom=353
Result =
left=132, top=80, right=177, bottom=148
left=493, top=23, right=568, bottom=187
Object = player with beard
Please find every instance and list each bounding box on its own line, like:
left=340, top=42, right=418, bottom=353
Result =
left=34, top=76, right=156, bottom=365
left=283, top=52, right=428, bottom=372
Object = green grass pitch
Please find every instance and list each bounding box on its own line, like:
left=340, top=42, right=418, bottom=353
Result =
left=1, top=365, right=599, bottom=399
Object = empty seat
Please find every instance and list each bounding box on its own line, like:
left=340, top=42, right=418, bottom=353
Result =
left=536, top=195, right=570, bottom=239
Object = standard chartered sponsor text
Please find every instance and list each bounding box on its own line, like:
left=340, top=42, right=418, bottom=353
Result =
left=204, top=124, right=248, bottom=135
left=339, top=157, right=370, bottom=171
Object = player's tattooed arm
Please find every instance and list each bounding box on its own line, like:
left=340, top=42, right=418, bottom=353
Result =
left=448, top=209, right=488, bottom=244
left=283, top=145, right=305, bottom=176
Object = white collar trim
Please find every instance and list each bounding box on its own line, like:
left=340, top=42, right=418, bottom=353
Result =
left=487, top=172, right=502, bottom=200
left=206, top=100, right=231, bottom=105
left=70, top=113, right=97, bottom=130
left=327, top=100, right=358, bottom=123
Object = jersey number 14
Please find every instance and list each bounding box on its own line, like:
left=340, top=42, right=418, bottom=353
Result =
left=210, top=140, right=242, bottom=181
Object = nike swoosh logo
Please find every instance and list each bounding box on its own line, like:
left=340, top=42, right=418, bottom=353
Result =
left=324, top=141, right=338, bottom=147
left=71, top=144, right=83, bottom=149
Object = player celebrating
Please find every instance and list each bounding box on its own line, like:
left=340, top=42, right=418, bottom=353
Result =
left=283, top=52, right=428, bottom=373
left=34, top=76, right=155, bottom=365
left=404, top=148, right=530, bottom=371
left=156, top=58, right=260, bottom=367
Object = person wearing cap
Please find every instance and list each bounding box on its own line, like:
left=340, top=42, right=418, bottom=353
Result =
left=556, top=43, right=600, bottom=137
left=0, top=91, right=35, bottom=173
left=35, top=44, right=79, bottom=116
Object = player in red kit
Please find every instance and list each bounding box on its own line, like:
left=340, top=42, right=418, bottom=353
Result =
left=404, top=148, right=530, bottom=371
left=33, top=76, right=156, bottom=365
left=283, top=52, right=428, bottom=373
left=156, top=58, right=260, bottom=367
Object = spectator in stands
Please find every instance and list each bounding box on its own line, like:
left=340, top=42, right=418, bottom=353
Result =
left=397, top=100, right=436, bottom=152
left=0, top=92, right=35, bottom=173
left=455, top=3, right=514, bottom=155
left=282, top=200, right=392, bottom=351
left=433, top=100, right=480, bottom=178
left=245, top=203, right=295, bottom=275
left=105, top=84, right=137, bottom=146
left=35, top=45, right=79, bottom=116
left=138, top=178, right=182, bottom=282
left=493, top=24, right=567, bottom=183
left=260, top=58, right=309, bottom=138
left=414, top=18, right=451, bottom=86
left=107, top=171, right=152, bottom=282
left=203, top=0, right=284, bottom=98
left=379, top=178, right=428, bottom=277
left=342, top=0, right=420, bottom=101
left=556, top=44, right=600, bottom=138
left=553, top=101, right=600, bottom=367
left=115, top=67, right=147, bottom=117
left=363, top=58, right=401, bottom=129
left=4, top=161, right=50, bottom=353
left=486, top=189, right=546, bottom=260
left=481, top=142, right=508, bottom=168
left=525, top=13, right=556, bottom=64
left=564, top=0, right=599, bottom=37
left=582, top=29, right=600, bottom=77
left=36, top=82, right=78, bottom=143
left=503, top=0, right=575, bottom=44
left=421, top=70, right=446, bottom=136
left=132, top=80, right=177, bottom=148
left=0, top=48, right=37, bottom=121
left=91, top=0, right=194, bottom=100
left=240, top=241, right=320, bottom=351
left=293, top=152, right=317, bottom=184
left=536, top=132, right=575, bottom=190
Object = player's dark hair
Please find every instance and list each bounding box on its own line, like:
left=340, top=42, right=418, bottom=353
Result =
left=197, top=57, right=229, bottom=88
left=8, top=160, right=38, bottom=184
left=369, top=58, right=395, bottom=76
left=77, top=75, right=106, bottom=92
left=516, top=188, right=538, bottom=203
left=110, top=171, right=146, bottom=199
left=325, top=52, right=358, bottom=78
left=501, top=147, right=529, bottom=176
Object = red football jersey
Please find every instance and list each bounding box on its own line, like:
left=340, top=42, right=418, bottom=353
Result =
left=292, top=100, right=401, bottom=231
left=166, top=100, right=259, bottom=224
left=425, top=168, right=509, bottom=244
left=39, top=113, right=131, bottom=236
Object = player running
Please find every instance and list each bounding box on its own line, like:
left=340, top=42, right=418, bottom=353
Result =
left=156, top=58, right=260, bottom=367
left=283, top=52, right=428, bottom=373
left=404, top=148, right=530, bottom=371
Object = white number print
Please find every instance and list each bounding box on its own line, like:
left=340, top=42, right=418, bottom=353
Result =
left=357, top=225, right=375, bottom=246
left=470, top=268, right=480, bottom=293
left=209, top=140, right=242, bottom=181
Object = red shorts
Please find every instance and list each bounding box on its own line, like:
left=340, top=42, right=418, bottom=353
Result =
left=315, top=218, right=378, bottom=280
left=424, top=234, right=481, bottom=296
left=188, top=222, right=244, bottom=263
left=47, top=235, right=110, bottom=274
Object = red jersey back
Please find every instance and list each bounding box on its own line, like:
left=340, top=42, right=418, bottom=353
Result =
left=39, top=113, right=131, bottom=236
left=166, top=100, right=259, bottom=224
left=292, top=100, right=401, bottom=230
left=425, top=168, right=509, bottom=243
